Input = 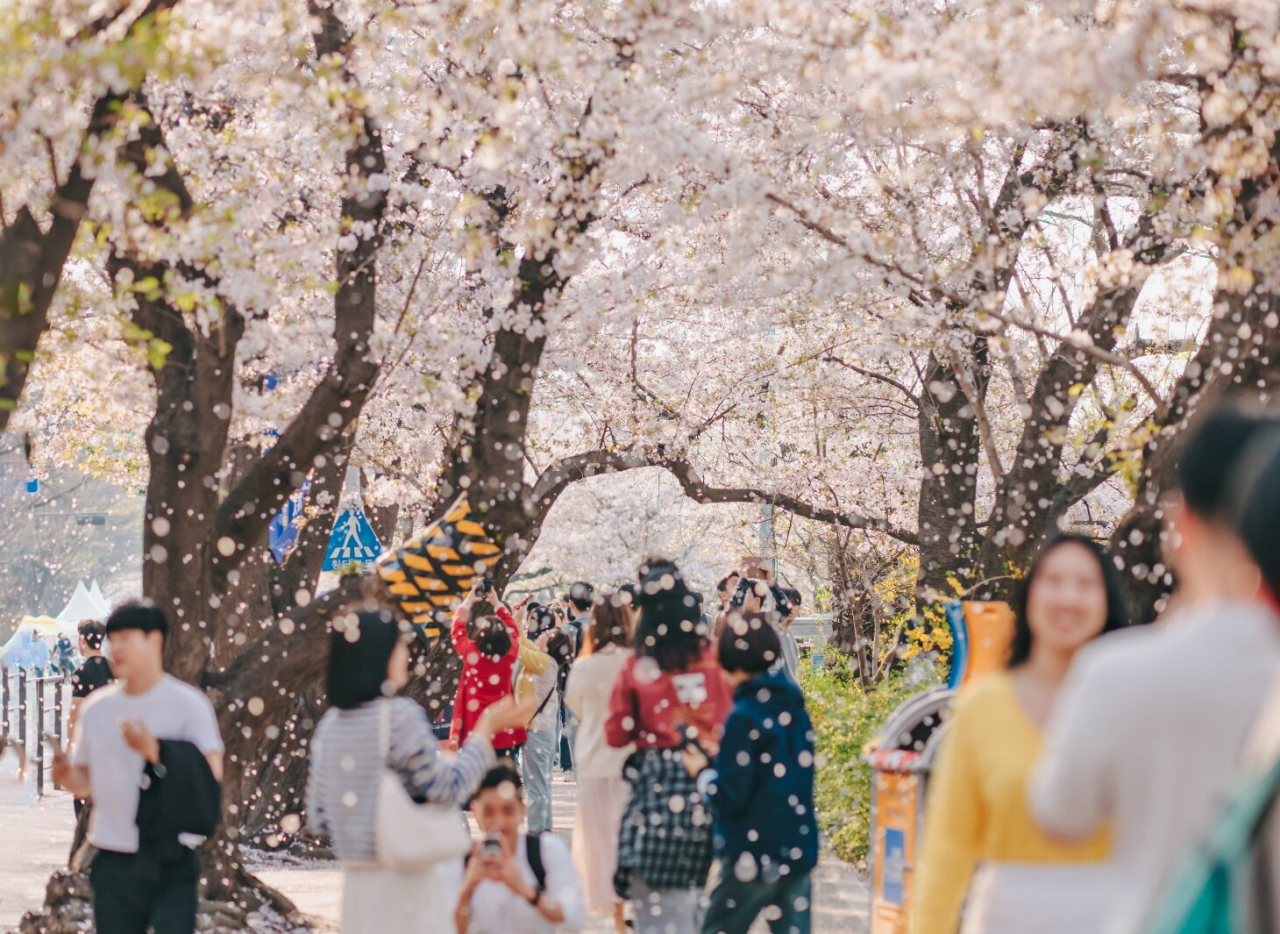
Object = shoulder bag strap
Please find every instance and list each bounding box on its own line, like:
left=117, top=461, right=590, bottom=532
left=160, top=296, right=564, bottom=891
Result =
left=533, top=684, right=557, bottom=720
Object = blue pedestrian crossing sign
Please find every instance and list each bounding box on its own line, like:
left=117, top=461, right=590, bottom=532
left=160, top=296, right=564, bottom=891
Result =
left=323, top=506, right=383, bottom=571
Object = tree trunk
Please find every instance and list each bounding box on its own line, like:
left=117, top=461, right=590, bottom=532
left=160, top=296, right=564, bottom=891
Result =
left=914, top=350, right=984, bottom=603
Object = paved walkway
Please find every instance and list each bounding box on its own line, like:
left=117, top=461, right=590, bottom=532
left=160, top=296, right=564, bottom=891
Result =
left=253, top=774, right=871, bottom=933
left=0, top=759, right=76, bottom=932
left=0, top=761, right=870, bottom=934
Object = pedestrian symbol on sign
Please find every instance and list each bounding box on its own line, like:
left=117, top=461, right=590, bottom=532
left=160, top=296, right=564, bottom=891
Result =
left=322, top=507, right=382, bottom=571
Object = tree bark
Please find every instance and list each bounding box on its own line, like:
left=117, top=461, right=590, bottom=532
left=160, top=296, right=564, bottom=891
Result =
left=914, top=349, right=985, bottom=602
left=975, top=211, right=1171, bottom=592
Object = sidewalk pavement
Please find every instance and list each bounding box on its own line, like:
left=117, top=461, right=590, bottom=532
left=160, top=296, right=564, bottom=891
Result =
left=0, top=759, right=76, bottom=932
left=252, top=774, right=872, bottom=933
left=0, top=759, right=870, bottom=934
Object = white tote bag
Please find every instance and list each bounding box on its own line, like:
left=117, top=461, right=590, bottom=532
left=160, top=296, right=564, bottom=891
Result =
left=374, top=701, right=473, bottom=870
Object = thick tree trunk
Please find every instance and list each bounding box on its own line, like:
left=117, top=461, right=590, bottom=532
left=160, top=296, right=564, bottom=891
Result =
left=914, top=350, right=984, bottom=603
left=1110, top=285, right=1280, bottom=617
left=1110, top=116, right=1280, bottom=618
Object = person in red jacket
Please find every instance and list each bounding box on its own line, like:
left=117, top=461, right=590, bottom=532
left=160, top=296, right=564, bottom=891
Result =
left=451, top=583, right=526, bottom=757
left=606, top=557, right=732, bottom=934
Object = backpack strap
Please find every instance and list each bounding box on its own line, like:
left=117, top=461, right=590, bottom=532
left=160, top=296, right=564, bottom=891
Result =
left=525, top=832, right=546, bottom=890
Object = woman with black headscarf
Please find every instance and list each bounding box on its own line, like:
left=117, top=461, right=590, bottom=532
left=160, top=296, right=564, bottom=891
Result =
left=306, top=606, right=533, bottom=934
left=605, top=558, right=733, bottom=934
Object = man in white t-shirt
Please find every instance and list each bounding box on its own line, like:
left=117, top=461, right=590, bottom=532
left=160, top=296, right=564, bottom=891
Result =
left=1031, top=406, right=1280, bottom=934
left=446, top=763, right=585, bottom=934
left=54, top=602, right=224, bottom=934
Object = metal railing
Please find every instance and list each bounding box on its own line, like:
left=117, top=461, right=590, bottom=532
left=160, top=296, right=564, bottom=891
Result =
left=1, top=669, right=72, bottom=796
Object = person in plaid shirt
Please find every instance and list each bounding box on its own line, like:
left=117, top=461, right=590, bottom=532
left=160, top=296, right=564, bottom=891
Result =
left=606, top=557, right=733, bottom=934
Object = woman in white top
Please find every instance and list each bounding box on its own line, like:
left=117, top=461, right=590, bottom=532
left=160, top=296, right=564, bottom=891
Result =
left=564, top=593, right=636, bottom=934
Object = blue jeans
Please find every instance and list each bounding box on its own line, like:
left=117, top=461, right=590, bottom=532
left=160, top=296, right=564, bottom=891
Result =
left=522, top=728, right=557, bottom=833
left=700, top=861, right=811, bottom=934
left=559, top=702, right=578, bottom=772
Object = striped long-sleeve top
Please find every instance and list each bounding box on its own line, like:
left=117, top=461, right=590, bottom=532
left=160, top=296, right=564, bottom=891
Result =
left=305, top=696, right=494, bottom=863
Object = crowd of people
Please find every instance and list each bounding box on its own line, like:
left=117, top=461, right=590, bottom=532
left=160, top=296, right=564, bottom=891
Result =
left=42, top=398, right=1280, bottom=934
left=50, top=553, right=814, bottom=934
left=302, top=554, right=817, bottom=934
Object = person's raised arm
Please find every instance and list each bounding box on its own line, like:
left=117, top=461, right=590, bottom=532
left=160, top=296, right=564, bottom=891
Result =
left=496, top=605, right=520, bottom=661
left=452, top=606, right=477, bottom=659
left=517, top=638, right=551, bottom=676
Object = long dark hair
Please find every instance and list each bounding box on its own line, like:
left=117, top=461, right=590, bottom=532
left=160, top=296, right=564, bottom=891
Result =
left=1008, top=534, right=1131, bottom=668
left=546, top=628, right=576, bottom=694
left=326, top=607, right=405, bottom=709
left=633, top=557, right=707, bottom=673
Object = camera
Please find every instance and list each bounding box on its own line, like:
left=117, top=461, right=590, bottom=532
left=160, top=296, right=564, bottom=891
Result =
left=481, top=832, right=504, bottom=859
left=730, top=577, right=769, bottom=610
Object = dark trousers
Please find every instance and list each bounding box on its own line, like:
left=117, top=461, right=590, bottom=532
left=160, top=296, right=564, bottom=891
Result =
left=701, top=862, right=811, bottom=934
left=91, top=848, right=198, bottom=934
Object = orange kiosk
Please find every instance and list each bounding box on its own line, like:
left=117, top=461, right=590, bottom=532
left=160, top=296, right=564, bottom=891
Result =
left=861, top=600, right=1015, bottom=934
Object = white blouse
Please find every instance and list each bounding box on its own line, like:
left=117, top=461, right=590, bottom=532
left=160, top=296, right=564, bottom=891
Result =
left=564, top=645, right=634, bottom=780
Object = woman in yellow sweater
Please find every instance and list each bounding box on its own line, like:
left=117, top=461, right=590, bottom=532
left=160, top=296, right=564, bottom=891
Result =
left=911, top=534, right=1132, bottom=934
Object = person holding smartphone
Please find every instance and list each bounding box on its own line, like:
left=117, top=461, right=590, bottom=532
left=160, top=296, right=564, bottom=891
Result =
left=446, top=763, right=585, bottom=934
left=451, top=581, right=526, bottom=759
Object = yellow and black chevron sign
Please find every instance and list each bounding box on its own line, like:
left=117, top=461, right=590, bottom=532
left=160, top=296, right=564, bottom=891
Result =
left=374, top=493, right=503, bottom=645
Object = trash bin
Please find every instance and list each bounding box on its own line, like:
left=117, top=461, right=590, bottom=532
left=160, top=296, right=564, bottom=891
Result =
left=860, top=599, right=1014, bottom=932
left=861, top=687, right=955, bottom=934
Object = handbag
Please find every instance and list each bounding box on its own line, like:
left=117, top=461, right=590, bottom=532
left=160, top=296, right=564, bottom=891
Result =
left=374, top=700, right=473, bottom=870
left=1142, top=673, right=1280, bottom=934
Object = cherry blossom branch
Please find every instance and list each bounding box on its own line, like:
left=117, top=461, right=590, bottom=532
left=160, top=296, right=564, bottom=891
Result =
left=215, top=0, right=388, bottom=556
left=978, top=305, right=1167, bottom=419
left=822, top=355, right=921, bottom=406
left=0, top=0, right=182, bottom=426
left=528, top=447, right=920, bottom=547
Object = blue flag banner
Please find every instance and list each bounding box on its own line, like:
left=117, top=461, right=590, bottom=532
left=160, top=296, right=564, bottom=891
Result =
left=269, top=480, right=310, bottom=562
left=323, top=506, right=382, bottom=571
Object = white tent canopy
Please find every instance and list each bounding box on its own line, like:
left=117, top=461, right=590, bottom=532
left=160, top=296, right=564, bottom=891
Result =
left=88, top=580, right=110, bottom=616
left=55, top=581, right=108, bottom=624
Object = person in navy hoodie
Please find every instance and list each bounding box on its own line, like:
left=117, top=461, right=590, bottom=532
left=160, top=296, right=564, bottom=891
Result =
left=683, top=612, right=819, bottom=934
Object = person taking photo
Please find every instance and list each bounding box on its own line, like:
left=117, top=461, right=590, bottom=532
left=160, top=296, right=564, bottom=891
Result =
left=445, top=763, right=586, bottom=934
left=308, top=606, right=535, bottom=934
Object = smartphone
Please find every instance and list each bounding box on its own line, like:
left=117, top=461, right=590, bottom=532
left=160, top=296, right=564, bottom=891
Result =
left=477, top=577, right=494, bottom=596
left=481, top=832, right=503, bottom=859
